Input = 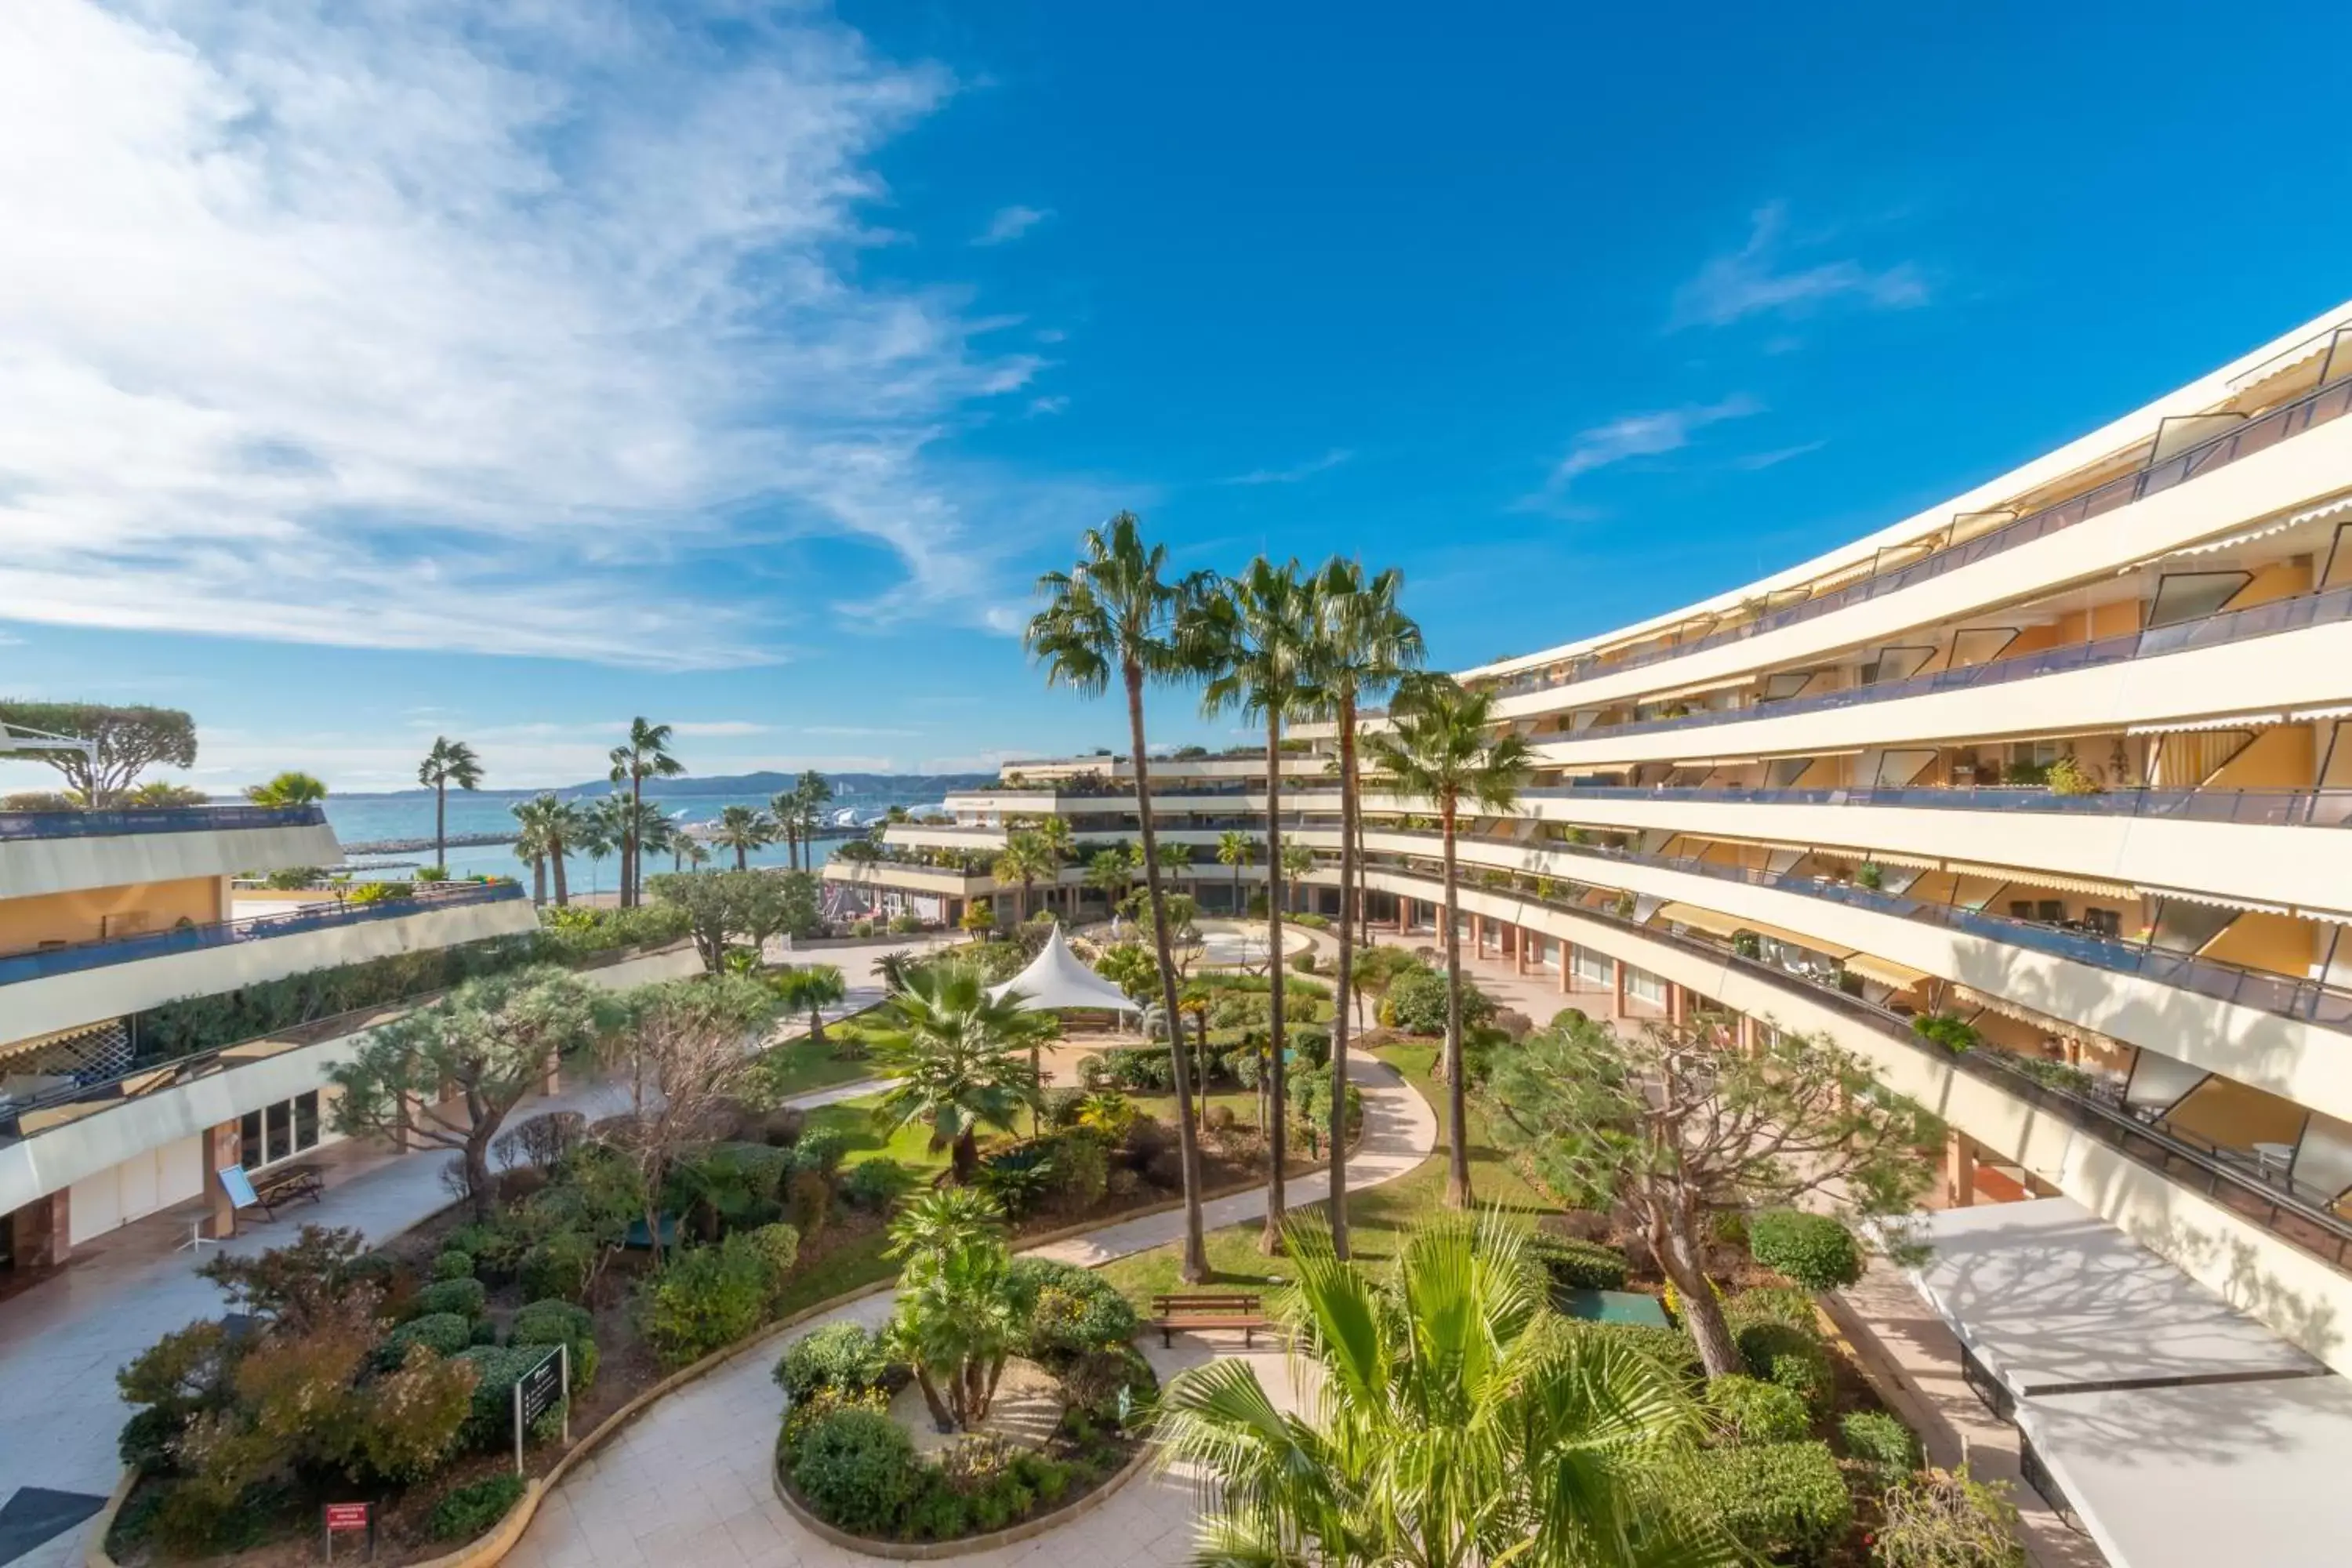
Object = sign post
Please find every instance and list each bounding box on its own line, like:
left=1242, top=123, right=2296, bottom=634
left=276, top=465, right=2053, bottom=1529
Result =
left=321, top=1501, right=371, bottom=1563
left=512, top=1344, right=567, bottom=1476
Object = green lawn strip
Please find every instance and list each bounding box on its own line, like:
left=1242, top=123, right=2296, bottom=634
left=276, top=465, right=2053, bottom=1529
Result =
left=799, top=1094, right=953, bottom=1172
left=1095, top=1040, right=1564, bottom=1309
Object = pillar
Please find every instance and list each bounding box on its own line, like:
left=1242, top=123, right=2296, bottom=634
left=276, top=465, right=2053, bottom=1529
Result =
left=206, top=1119, right=242, bottom=1239
left=1944, top=1131, right=1977, bottom=1208
left=542, top=1050, right=563, bottom=1096
left=1558, top=942, right=1572, bottom=994
left=1610, top=959, right=1628, bottom=1019
left=1667, top=982, right=1687, bottom=1025
left=1515, top=928, right=1530, bottom=976
left=1736, top=1014, right=1758, bottom=1056
left=1469, top=912, right=1483, bottom=954
left=9, top=1190, right=72, bottom=1269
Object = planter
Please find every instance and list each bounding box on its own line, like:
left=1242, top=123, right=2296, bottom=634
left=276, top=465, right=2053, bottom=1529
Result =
left=770, top=1436, right=1156, bottom=1561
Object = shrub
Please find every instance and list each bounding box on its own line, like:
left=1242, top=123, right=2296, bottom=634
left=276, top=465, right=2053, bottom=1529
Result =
left=639, top=1243, right=769, bottom=1367
left=383, top=1312, right=473, bottom=1364
left=432, top=1250, right=476, bottom=1282
left=786, top=1168, right=833, bottom=1235
left=1525, top=1235, right=1629, bottom=1291
left=1006, top=1258, right=1140, bottom=1355
left=1726, top=1286, right=1820, bottom=1335
left=1875, top=1466, right=2026, bottom=1567
left=429, top=1472, right=527, bottom=1541
left=1680, top=1441, right=1852, bottom=1565
left=510, top=1299, right=600, bottom=1393
left=1384, top=967, right=1494, bottom=1036
left=414, top=1276, right=488, bottom=1322
left=1911, top=1013, right=1980, bottom=1054
left=1289, top=949, right=1317, bottom=974
left=453, top=1345, right=561, bottom=1450
left=118, top=1404, right=185, bottom=1473
left=1058, top=1343, right=1153, bottom=1423
left=1560, top=1320, right=1703, bottom=1387
left=1737, top=1321, right=1836, bottom=1416
left=760, top=1105, right=808, bottom=1147
left=1704, top=1374, right=1813, bottom=1446
left=444, top=1219, right=531, bottom=1282
left=732, top=1222, right=803, bottom=1309
left=1053, top=1130, right=1110, bottom=1207
left=775, top=1322, right=890, bottom=1403
left=519, top=1230, right=596, bottom=1304
left=840, top=1157, right=913, bottom=1211
left=790, top=1127, right=850, bottom=1175
left=1290, top=1026, right=1330, bottom=1068
left=1749, top=1210, right=1864, bottom=1291
left=1841, top=1410, right=1922, bottom=1473
left=470, top=1317, right=499, bottom=1346
left=977, top=1143, right=1058, bottom=1218
left=790, top=1406, right=918, bottom=1535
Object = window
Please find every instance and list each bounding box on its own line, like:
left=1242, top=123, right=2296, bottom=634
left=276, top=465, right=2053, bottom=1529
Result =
left=2083, top=908, right=2122, bottom=938
left=295, top=1092, right=319, bottom=1149
left=266, top=1102, right=292, bottom=1165
left=239, top=1110, right=263, bottom=1170
left=238, top=1093, right=324, bottom=1171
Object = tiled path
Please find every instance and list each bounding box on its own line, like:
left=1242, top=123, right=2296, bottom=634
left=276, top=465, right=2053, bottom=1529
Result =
left=510, top=1057, right=1439, bottom=1568
left=1, top=939, right=927, bottom=1568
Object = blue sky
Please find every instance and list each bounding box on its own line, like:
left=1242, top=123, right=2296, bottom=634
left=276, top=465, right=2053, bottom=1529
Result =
left=5, top=0, right=2352, bottom=792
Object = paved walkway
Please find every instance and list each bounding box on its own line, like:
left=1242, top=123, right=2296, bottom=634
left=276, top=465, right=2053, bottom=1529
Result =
left=510, top=1056, right=1440, bottom=1568
left=0, top=941, right=924, bottom=1568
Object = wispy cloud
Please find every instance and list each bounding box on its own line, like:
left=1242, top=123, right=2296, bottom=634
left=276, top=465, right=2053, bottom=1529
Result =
left=974, top=205, right=1051, bottom=245
left=670, top=720, right=771, bottom=738
left=1221, top=448, right=1354, bottom=486
left=1519, top=397, right=1760, bottom=512
left=0, top=1, right=1064, bottom=670
left=1026, top=395, right=1069, bottom=417
left=1731, top=440, right=1828, bottom=470
left=1671, top=204, right=1926, bottom=330
left=800, top=724, right=921, bottom=738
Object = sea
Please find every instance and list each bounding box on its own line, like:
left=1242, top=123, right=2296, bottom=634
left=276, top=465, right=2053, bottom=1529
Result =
left=320, top=782, right=969, bottom=888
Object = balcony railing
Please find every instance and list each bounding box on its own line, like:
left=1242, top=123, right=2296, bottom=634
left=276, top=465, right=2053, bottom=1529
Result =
left=1497, top=365, right=2352, bottom=700
left=1376, top=861, right=2352, bottom=1274
left=1366, top=833, right=2352, bottom=1032
left=0, top=880, right=524, bottom=986
left=1554, top=582, right=2352, bottom=746
left=0, top=803, right=328, bottom=840
left=1519, top=782, right=2352, bottom=828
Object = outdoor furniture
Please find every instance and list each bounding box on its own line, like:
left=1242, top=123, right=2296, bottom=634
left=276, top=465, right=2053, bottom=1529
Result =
left=1151, top=1291, right=1273, bottom=1348
left=2253, top=1142, right=2296, bottom=1181
left=248, top=1163, right=324, bottom=1217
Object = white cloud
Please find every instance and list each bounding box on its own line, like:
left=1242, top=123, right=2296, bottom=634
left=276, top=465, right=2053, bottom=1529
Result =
left=0, top=1, right=1058, bottom=670
left=669, top=720, right=771, bottom=738
left=800, top=724, right=920, bottom=738
left=1221, top=448, right=1353, bottom=486
left=973, top=205, right=1051, bottom=245
left=1671, top=204, right=1926, bottom=330
left=1523, top=396, right=1760, bottom=509
left=1026, top=394, right=1069, bottom=417
left=1731, top=440, right=1828, bottom=470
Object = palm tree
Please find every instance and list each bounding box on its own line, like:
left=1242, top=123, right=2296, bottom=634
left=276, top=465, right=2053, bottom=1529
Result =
left=671, top=831, right=710, bottom=873
left=711, top=803, right=771, bottom=870
left=244, top=771, right=328, bottom=809
left=1029, top=815, right=1078, bottom=918
left=1302, top=558, right=1422, bottom=1257
left=1154, top=838, right=1194, bottom=887
left=1280, top=840, right=1316, bottom=914
left=510, top=793, right=560, bottom=905
left=1027, top=512, right=1219, bottom=1282
left=1214, top=829, right=1257, bottom=916
left=768, top=786, right=804, bottom=871
left=574, top=804, right=615, bottom=898
left=794, top=769, right=834, bottom=869
left=773, top=963, right=848, bottom=1044
left=416, top=737, right=484, bottom=876
left=1367, top=675, right=1533, bottom=1208
left=1086, top=844, right=1137, bottom=919
left=1158, top=1215, right=1729, bottom=1568
left=1198, top=556, right=1316, bottom=1253
left=869, top=961, right=1051, bottom=1183
left=608, top=718, right=684, bottom=907
left=992, top=829, right=1058, bottom=923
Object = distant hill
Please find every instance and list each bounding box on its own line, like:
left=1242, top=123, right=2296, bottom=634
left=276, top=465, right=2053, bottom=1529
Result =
left=329, top=770, right=995, bottom=802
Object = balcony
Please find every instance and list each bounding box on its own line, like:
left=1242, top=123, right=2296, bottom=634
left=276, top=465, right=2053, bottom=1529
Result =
left=0, top=804, right=342, bottom=901
left=0, top=803, right=326, bottom=840
left=1494, top=365, right=2352, bottom=702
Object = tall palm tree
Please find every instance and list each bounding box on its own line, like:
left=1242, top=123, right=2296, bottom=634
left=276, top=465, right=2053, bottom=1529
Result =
left=671, top=832, right=711, bottom=873
left=869, top=961, right=1051, bottom=1183
left=1027, top=512, right=1218, bottom=1282
left=1158, top=1215, right=1730, bottom=1568
left=510, top=793, right=561, bottom=906
left=992, top=829, right=1058, bottom=923
left=1367, top=675, right=1533, bottom=1208
left=1154, top=838, right=1194, bottom=887
left=769, top=786, right=804, bottom=872
left=773, top=962, right=848, bottom=1044
left=574, top=804, right=615, bottom=898
left=1086, top=845, right=1137, bottom=920
left=608, top=717, right=684, bottom=907
left=416, top=737, right=484, bottom=876
left=1199, top=556, right=1316, bottom=1253
left=244, top=771, right=328, bottom=809
left=1302, top=559, right=1423, bottom=1257
left=1214, top=829, right=1257, bottom=916
left=794, top=769, right=834, bottom=869
left=1029, top=815, right=1077, bottom=915
left=1281, top=840, right=1316, bottom=914
left=711, top=803, right=771, bottom=870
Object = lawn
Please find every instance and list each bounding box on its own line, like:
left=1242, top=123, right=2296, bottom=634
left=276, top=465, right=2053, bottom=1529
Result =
left=753, top=1016, right=890, bottom=1099
left=1095, top=1040, right=1563, bottom=1308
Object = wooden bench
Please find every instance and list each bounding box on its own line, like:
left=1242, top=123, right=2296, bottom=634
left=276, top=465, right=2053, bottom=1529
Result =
left=249, top=1163, right=325, bottom=1218
left=1151, top=1291, right=1272, bottom=1348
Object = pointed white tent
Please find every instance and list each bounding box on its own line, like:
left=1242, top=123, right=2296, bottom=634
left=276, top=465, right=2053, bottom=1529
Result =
left=987, top=924, right=1142, bottom=1014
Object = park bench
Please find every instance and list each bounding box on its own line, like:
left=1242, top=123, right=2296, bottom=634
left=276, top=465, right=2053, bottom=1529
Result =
left=249, top=1163, right=325, bottom=1218
left=1151, top=1291, right=1273, bottom=1348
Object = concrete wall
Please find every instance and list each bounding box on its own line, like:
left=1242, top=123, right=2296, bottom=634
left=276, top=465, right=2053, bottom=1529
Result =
left=0, top=820, right=342, bottom=902
left=0, top=875, right=226, bottom=950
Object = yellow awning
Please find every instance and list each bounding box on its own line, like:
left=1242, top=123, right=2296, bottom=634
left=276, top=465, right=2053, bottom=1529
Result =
left=1940, top=861, right=2139, bottom=902
left=1653, top=902, right=1853, bottom=960
left=1655, top=902, right=1745, bottom=938
left=1843, top=953, right=1935, bottom=991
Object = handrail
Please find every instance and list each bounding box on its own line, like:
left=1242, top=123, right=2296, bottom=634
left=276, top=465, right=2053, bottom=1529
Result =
left=1556, top=581, right=2352, bottom=745
left=1373, top=862, right=2352, bottom=1272
left=0, top=803, right=327, bottom=840
left=1361, top=833, right=2352, bottom=1033
left=1496, top=367, right=2352, bottom=700
left=0, top=881, right=524, bottom=986
left=1518, top=782, right=2352, bottom=829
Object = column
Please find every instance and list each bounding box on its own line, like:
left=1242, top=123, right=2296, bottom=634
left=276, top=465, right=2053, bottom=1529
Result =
left=206, top=1119, right=242, bottom=1240
left=1736, top=1014, right=1758, bottom=1055
left=1610, top=959, right=1628, bottom=1019
left=1469, top=912, right=1483, bottom=954
left=1558, top=942, right=1571, bottom=994
left=1667, top=982, right=1686, bottom=1025
left=1944, top=1131, right=1977, bottom=1208
left=542, top=1049, right=563, bottom=1096
left=1515, top=927, right=1530, bottom=976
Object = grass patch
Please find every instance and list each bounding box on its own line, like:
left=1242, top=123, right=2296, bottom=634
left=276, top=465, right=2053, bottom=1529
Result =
left=756, top=1036, right=878, bottom=1099
left=800, top=1094, right=954, bottom=1173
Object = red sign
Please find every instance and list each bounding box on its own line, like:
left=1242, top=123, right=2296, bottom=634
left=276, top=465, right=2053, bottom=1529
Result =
left=324, top=1503, right=370, bottom=1533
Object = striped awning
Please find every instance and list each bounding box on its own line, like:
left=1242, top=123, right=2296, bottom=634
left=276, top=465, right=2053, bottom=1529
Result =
left=1844, top=953, right=1935, bottom=990
left=2128, top=714, right=2278, bottom=736
left=2139, top=884, right=2299, bottom=918
left=1940, top=861, right=2140, bottom=901
left=1653, top=902, right=1853, bottom=960
left=2121, top=513, right=2314, bottom=571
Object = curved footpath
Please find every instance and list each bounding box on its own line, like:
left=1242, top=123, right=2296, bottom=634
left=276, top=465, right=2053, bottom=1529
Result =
left=507, top=1058, right=1439, bottom=1568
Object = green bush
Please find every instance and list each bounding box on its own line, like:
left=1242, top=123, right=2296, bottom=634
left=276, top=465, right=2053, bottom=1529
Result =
left=1910, top=1013, right=1980, bottom=1054
left=444, top=1219, right=531, bottom=1281
left=470, top=1317, right=499, bottom=1346
left=639, top=1243, right=768, bottom=1367
left=775, top=1322, right=890, bottom=1403
left=1383, top=967, right=1495, bottom=1036
left=840, top=1157, right=913, bottom=1210
left=452, top=1345, right=561, bottom=1450
left=731, top=1222, right=802, bottom=1309
left=789, top=1127, right=850, bottom=1175
left=1725, top=1287, right=1820, bottom=1335
left=1005, top=1258, right=1139, bottom=1356
left=1561, top=1319, right=1703, bottom=1387
left=1876, top=1466, right=2027, bottom=1567
left=519, top=1230, right=595, bottom=1304
left=790, top=1406, right=918, bottom=1535
left=429, top=1472, right=527, bottom=1541
left=1840, top=1410, right=1921, bottom=1472
left=1748, top=1210, right=1864, bottom=1290
left=383, top=1312, right=473, bottom=1363
left=118, top=1404, right=185, bottom=1472
left=510, top=1299, right=599, bottom=1393
left=1525, top=1235, right=1629, bottom=1291
left=432, top=1250, right=476, bottom=1282
left=1737, top=1321, right=1836, bottom=1416
left=1679, top=1441, right=1852, bottom=1564
left=1290, top=1026, right=1330, bottom=1069
left=415, top=1276, right=488, bottom=1321
left=1051, top=1130, right=1110, bottom=1207
left=1704, top=1374, right=1813, bottom=1445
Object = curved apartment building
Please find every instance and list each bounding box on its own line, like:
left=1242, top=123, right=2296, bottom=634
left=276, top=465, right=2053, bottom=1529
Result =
left=834, top=299, right=2352, bottom=1385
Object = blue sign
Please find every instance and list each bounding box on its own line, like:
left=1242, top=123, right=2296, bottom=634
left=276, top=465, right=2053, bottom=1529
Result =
left=219, top=1165, right=260, bottom=1208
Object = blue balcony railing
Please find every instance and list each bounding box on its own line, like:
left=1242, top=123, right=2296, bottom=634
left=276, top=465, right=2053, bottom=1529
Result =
left=1497, top=362, right=2352, bottom=699
left=1519, top=782, right=2352, bottom=828
left=0, top=803, right=328, bottom=840
left=0, top=880, right=524, bottom=986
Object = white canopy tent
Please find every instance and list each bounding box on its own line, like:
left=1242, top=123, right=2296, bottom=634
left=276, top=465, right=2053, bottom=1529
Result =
left=986, top=925, right=1142, bottom=1014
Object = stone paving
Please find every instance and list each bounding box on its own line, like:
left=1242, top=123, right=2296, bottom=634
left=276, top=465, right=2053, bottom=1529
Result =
left=509, top=1058, right=1440, bottom=1568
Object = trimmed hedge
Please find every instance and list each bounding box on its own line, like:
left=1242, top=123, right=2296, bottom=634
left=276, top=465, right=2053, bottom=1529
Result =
left=1526, top=1235, right=1629, bottom=1291
left=790, top=1406, right=917, bottom=1536
left=775, top=1323, right=889, bottom=1403
left=1704, top=1374, right=1812, bottom=1446
left=382, top=1312, right=472, bottom=1363
left=510, top=1298, right=599, bottom=1393
left=639, top=1241, right=768, bottom=1368
left=1005, top=1258, right=1139, bottom=1356
left=1737, top=1321, right=1835, bottom=1417
left=1679, top=1440, right=1853, bottom=1565
left=428, top=1472, right=526, bottom=1541
left=432, top=1250, right=476, bottom=1282
left=1748, top=1210, right=1864, bottom=1291
left=1840, top=1410, right=1921, bottom=1472
left=414, top=1276, right=488, bottom=1321
left=453, top=1345, right=561, bottom=1450
left=1560, top=1319, right=1703, bottom=1387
